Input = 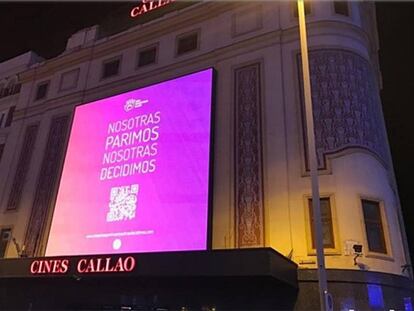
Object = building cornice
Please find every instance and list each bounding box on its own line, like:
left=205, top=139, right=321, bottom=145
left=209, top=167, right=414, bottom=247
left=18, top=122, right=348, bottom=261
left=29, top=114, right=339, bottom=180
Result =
left=14, top=27, right=283, bottom=121
left=18, top=1, right=237, bottom=83
left=15, top=19, right=374, bottom=121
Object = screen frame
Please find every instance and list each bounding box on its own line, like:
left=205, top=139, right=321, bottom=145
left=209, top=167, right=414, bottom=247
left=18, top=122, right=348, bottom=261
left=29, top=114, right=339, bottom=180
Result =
left=44, top=67, right=216, bottom=256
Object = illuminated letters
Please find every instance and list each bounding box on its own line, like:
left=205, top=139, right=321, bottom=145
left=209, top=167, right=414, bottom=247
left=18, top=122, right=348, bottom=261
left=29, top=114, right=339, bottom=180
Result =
left=30, top=256, right=136, bottom=275
left=130, top=0, right=175, bottom=18
left=76, top=256, right=136, bottom=274
left=30, top=259, right=69, bottom=274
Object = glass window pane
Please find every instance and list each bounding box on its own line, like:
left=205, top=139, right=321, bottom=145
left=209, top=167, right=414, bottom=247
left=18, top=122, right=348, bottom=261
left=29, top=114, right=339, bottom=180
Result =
left=138, top=47, right=157, bottom=67
left=35, top=82, right=49, bottom=100
left=334, top=1, right=349, bottom=16
left=322, top=222, right=334, bottom=247
left=177, top=33, right=198, bottom=55
left=362, top=200, right=387, bottom=253
left=366, top=224, right=386, bottom=253
left=320, top=198, right=331, bottom=219
left=102, top=59, right=120, bottom=79
left=309, top=198, right=335, bottom=249
left=362, top=200, right=381, bottom=221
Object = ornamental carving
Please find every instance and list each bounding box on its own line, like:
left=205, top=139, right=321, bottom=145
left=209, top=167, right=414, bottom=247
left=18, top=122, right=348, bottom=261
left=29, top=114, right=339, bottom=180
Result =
left=234, top=63, right=264, bottom=248
left=24, top=115, right=69, bottom=257
left=7, top=124, right=39, bottom=211
left=300, top=50, right=388, bottom=169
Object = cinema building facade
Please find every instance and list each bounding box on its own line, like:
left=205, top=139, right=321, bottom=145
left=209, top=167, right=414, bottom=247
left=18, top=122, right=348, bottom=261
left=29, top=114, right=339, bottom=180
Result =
left=0, top=1, right=412, bottom=310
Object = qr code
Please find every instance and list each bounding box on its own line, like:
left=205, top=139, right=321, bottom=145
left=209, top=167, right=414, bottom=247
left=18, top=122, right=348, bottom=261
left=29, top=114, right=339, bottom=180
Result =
left=106, top=184, right=139, bottom=222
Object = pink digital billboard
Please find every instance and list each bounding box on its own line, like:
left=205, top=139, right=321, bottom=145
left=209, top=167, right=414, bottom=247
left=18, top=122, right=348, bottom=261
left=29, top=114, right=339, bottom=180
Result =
left=46, top=68, right=213, bottom=256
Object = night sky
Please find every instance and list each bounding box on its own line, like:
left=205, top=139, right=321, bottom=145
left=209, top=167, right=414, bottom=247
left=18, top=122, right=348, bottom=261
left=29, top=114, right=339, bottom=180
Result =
left=0, top=2, right=413, bottom=260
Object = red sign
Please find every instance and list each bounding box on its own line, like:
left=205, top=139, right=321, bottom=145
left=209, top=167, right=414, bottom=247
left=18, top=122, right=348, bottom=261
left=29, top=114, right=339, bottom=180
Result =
left=30, top=256, right=136, bottom=275
left=30, top=259, right=69, bottom=274
left=130, top=0, right=175, bottom=18
left=77, top=256, right=135, bottom=273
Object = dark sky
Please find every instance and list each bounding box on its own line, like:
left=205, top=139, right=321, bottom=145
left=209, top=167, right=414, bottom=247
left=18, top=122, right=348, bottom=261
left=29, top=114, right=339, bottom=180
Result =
left=0, top=2, right=413, bottom=260
left=376, top=2, right=414, bottom=260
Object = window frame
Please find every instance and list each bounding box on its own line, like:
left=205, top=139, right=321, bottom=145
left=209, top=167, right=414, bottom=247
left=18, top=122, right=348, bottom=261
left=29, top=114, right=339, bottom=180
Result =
left=333, top=1, right=350, bottom=17
left=100, top=55, right=122, bottom=81
left=359, top=197, right=392, bottom=259
left=304, top=194, right=341, bottom=255
left=34, top=80, right=50, bottom=101
left=136, top=43, right=159, bottom=69
left=59, top=68, right=80, bottom=92
left=175, top=29, right=200, bottom=57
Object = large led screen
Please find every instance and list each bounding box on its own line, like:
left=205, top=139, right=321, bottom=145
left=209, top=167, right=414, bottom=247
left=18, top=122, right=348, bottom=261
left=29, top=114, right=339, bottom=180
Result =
left=46, top=68, right=213, bottom=256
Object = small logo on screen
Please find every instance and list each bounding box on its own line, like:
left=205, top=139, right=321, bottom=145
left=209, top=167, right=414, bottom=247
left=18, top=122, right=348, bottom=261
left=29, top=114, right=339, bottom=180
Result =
left=106, top=184, right=139, bottom=222
left=124, top=99, right=149, bottom=112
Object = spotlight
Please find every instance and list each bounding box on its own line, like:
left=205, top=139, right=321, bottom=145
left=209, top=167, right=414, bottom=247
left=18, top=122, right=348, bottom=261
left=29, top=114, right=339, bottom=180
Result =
left=352, top=244, right=363, bottom=265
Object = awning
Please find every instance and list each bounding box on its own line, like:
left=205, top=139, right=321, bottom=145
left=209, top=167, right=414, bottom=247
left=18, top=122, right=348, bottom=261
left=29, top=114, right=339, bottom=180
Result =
left=0, top=248, right=298, bottom=310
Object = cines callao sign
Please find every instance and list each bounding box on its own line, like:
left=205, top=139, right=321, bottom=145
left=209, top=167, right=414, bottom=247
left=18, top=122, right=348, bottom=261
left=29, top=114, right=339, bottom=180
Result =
left=130, top=0, right=175, bottom=18
left=30, top=256, right=136, bottom=275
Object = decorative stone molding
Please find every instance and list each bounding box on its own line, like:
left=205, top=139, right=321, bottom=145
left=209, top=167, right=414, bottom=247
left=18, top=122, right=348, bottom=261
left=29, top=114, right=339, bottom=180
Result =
left=24, top=115, right=69, bottom=257
left=299, top=49, right=388, bottom=170
left=234, top=63, right=264, bottom=248
left=6, top=123, right=39, bottom=211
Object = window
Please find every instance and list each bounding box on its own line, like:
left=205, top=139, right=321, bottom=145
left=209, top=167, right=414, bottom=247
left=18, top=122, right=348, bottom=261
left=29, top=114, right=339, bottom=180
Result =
left=102, top=57, right=121, bottom=79
left=293, top=1, right=311, bottom=18
left=0, top=110, right=6, bottom=128
left=176, top=32, right=199, bottom=56
left=308, top=198, right=335, bottom=248
left=4, top=106, right=15, bottom=127
left=0, top=228, right=11, bottom=258
left=13, top=83, right=21, bottom=94
left=334, top=1, right=349, bottom=16
left=0, top=144, right=4, bottom=162
left=1, top=85, right=10, bottom=97
left=137, top=46, right=157, bottom=68
left=0, top=83, right=20, bottom=99
left=35, top=81, right=49, bottom=101
left=0, top=106, right=15, bottom=128
left=362, top=199, right=387, bottom=253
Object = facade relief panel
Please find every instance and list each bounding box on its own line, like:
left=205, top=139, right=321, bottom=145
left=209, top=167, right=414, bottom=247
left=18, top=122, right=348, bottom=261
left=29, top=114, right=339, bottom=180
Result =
left=299, top=49, right=388, bottom=170
left=6, top=123, right=39, bottom=211
left=24, top=115, right=69, bottom=256
left=234, top=63, right=265, bottom=248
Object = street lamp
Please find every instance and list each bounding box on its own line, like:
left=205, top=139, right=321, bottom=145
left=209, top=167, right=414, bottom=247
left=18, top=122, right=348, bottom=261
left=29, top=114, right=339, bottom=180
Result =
left=296, top=0, right=329, bottom=310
